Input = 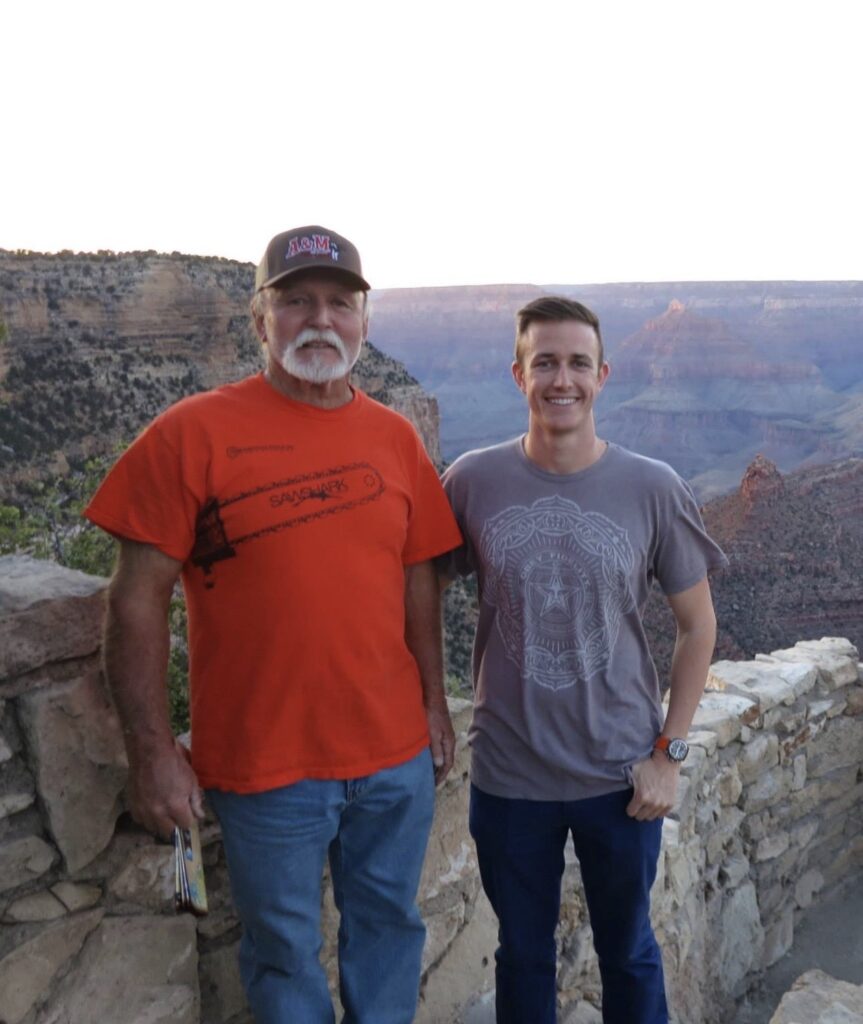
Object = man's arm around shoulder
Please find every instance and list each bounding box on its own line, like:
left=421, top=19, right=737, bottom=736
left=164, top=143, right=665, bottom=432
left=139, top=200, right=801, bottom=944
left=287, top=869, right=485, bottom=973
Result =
left=627, top=576, right=717, bottom=821
left=105, top=540, right=204, bottom=837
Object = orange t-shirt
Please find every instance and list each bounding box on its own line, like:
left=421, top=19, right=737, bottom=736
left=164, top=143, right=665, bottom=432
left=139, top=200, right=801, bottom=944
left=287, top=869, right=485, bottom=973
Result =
left=85, top=374, right=462, bottom=793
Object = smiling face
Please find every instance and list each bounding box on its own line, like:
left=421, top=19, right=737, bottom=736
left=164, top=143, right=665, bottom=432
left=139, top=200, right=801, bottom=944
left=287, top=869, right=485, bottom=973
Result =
left=252, top=270, right=368, bottom=389
left=512, top=318, right=609, bottom=438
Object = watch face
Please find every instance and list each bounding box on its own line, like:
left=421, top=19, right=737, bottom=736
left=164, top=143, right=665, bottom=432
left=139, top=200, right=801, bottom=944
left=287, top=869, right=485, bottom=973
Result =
left=667, top=738, right=689, bottom=762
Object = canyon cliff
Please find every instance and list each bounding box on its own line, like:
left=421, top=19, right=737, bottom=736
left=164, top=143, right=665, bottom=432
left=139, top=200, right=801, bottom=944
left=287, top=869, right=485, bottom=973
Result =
left=599, top=299, right=845, bottom=494
left=0, top=250, right=441, bottom=499
left=640, top=454, right=863, bottom=683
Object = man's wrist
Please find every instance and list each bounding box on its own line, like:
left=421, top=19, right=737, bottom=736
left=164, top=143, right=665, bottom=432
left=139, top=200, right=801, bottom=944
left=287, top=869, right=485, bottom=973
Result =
left=653, top=735, right=690, bottom=763
left=124, top=730, right=178, bottom=764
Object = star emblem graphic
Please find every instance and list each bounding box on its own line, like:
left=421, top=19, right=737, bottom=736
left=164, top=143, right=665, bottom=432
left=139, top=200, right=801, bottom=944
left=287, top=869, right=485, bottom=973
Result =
left=538, top=569, right=571, bottom=615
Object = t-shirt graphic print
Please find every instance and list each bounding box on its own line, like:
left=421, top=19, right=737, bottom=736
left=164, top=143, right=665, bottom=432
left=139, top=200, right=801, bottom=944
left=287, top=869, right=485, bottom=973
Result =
left=480, top=494, right=636, bottom=692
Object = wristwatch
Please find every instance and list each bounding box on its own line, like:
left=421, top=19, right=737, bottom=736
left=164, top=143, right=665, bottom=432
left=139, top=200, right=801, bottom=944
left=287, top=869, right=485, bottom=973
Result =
left=653, top=735, right=689, bottom=763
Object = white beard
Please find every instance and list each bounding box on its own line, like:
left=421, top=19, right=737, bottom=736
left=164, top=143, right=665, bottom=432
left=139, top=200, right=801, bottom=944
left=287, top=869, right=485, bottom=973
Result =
left=279, top=328, right=360, bottom=384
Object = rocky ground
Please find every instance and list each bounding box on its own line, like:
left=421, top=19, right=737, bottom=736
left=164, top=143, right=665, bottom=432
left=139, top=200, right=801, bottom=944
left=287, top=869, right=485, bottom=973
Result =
left=733, top=874, right=863, bottom=1022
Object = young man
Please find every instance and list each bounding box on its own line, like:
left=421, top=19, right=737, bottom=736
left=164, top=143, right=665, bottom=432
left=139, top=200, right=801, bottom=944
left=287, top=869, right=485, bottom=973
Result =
left=86, top=226, right=462, bottom=1023
left=440, top=296, right=727, bottom=1024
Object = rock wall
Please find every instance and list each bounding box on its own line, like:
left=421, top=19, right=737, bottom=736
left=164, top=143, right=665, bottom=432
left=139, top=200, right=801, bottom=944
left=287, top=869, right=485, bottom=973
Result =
left=1, top=555, right=862, bottom=1023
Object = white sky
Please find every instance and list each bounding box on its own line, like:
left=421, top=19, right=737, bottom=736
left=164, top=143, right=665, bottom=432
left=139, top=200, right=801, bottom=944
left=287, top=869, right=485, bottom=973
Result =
left=2, top=0, right=861, bottom=288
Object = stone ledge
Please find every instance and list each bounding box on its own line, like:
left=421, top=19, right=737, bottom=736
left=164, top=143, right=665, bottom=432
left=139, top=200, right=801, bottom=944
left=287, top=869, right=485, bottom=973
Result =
left=769, top=968, right=863, bottom=1022
left=0, top=556, right=108, bottom=613
left=0, top=556, right=108, bottom=681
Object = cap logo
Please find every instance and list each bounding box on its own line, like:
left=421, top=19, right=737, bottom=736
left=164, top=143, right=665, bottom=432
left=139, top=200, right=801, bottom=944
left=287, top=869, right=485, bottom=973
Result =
left=285, top=233, right=340, bottom=263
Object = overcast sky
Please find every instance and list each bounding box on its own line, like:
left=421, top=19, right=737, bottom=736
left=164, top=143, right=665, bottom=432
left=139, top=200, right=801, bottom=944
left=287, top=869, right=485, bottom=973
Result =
left=3, top=0, right=860, bottom=288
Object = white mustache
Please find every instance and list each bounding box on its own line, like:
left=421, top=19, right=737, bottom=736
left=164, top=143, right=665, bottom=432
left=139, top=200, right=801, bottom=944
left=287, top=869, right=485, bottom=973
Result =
left=279, top=327, right=358, bottom=383
left=289, top=328, right=349, bottom=360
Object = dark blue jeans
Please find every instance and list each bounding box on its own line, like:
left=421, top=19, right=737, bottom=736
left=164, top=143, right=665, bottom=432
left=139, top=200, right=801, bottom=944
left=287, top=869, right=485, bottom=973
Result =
left=470, top=784, right=668, bottom=1024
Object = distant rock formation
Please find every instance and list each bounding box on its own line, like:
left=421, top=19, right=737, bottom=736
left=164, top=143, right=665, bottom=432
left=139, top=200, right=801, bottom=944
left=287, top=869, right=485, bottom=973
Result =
left=610, top=300, right=819, bottom=383
left=598, top=301, right=841, bottom=493
left=369, top=284, right=547, bottom=459
left=739, top=453, right=785, bottom=509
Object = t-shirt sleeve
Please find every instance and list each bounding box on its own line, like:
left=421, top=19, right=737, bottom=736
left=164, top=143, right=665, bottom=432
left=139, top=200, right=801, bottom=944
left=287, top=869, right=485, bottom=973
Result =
left=84, top=414, right=202, bottom=564
left=653, top=474, right=729, bottom=596
left=402, top=435, right=463, bottom=565
left=434, top=459, right=476, bottom=579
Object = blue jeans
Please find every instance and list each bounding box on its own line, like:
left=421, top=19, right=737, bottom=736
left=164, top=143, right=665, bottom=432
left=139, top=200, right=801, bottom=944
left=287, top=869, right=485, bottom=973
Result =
left=208, top=749, right=435, bottom=1024
left=470, top=784, right=668, bottom=1024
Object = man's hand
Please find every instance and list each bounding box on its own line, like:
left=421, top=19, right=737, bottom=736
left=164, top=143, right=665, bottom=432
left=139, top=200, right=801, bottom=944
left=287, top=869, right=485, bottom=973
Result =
left=425, top=703, right=456, bottom=786
left=126, top=737, right=205, bottom=839
left=626, top=753, right=680, bottom=821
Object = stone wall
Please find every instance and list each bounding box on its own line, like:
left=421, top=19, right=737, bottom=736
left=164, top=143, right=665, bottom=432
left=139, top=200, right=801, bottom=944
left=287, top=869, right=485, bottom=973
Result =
left=1, top=555, right=861, bottom=1024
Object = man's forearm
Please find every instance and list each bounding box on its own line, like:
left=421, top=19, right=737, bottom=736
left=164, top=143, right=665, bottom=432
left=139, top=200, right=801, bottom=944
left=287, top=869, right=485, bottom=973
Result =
left=663, top=628, right=715, bottom=738
left=628, top=579, right=717, bottom=820
left=103, top=541, right=201, bottom=835
left=405, top=559, right=454, bottom=782
left=662, top=579, right=718, bottom=739
left=404, top=560, right=447, bottom=707
left=104, top=584, right=175, bottom=763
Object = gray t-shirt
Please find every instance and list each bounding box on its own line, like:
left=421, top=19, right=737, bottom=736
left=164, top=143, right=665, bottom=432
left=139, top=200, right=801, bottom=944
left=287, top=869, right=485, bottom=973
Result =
left=441, top=438, right=728, bottom=801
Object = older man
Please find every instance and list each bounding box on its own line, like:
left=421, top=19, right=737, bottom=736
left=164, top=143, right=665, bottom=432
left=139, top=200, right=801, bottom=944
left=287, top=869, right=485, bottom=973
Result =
left=440, top=296, right=727, bottom=1024
left=86, top=226, right=462, bottom=1023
